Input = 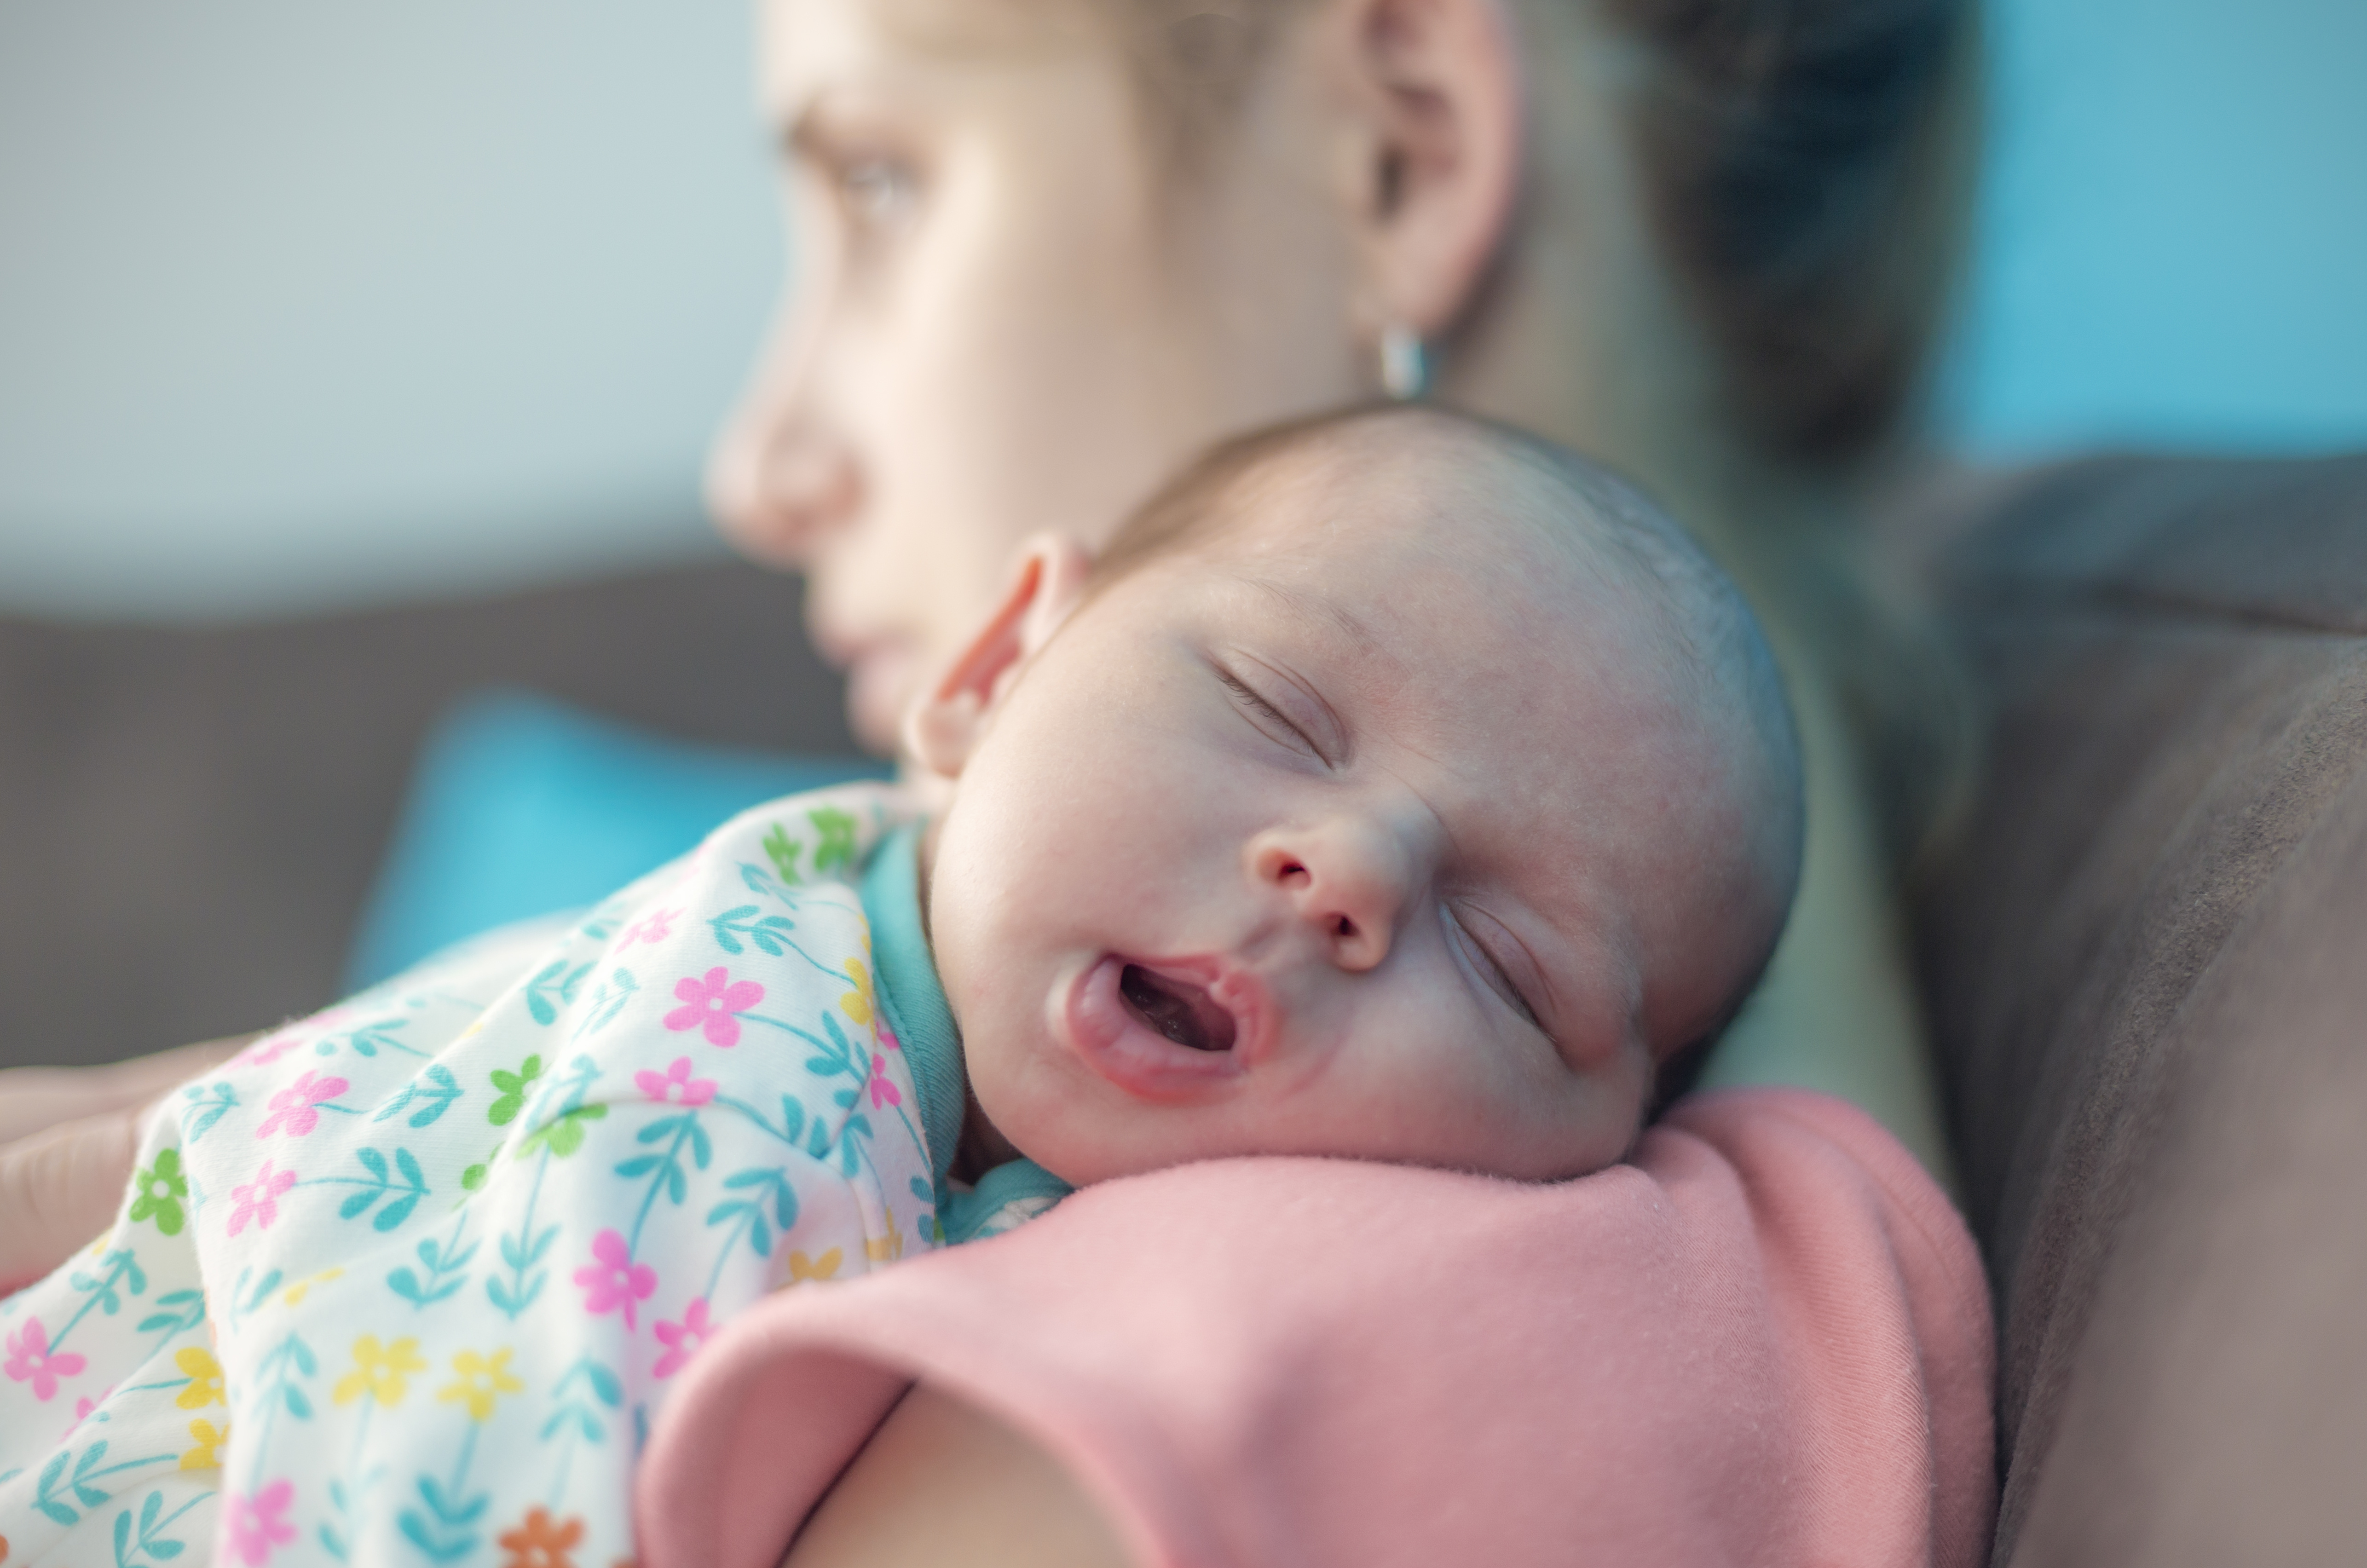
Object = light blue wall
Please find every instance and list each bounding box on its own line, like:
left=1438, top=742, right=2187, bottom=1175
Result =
left=0, top=0, right=2359, bottom=620
left=1940, top=0, right=2367, bottom=454
left=0, top=0, right=778, bottom=618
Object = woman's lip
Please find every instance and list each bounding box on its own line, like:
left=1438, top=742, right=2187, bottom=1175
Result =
left=1061, top=955, right=1267, bottom=1102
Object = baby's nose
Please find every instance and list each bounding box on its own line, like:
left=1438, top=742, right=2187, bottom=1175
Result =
left=1249, top=820, right=1412, bottom=973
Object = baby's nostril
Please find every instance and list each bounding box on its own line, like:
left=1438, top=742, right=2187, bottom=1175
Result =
left=1334, top=915, right=1356, bottom=939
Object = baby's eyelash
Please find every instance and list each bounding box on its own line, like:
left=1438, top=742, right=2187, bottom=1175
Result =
left=1218, top=670, right=1315, bottom=753
left=1449, top=910, right=1544, bottom=1032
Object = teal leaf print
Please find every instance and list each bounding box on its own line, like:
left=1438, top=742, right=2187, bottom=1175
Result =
left=320, top=1017, right=419, bottom=1059
left=179, top=1082, right=238, bottom=1143
left=708, top=906, right=797, bottom=957
left=113, top=1487, right=205, bottom=1567
left=387, top=1220, right=477, bottom=1308
left=525, top=960, right=595, bottom=1026
left=571, top=968, right=640, bottom=1040
left=333, top=1147, right=429, bottom=1230
left=60, top=1248, right=150, bottom=1347
left=399, top=1475, right=488, bottom=1563
left=706, top=1167, right=799, bottom=1265
left=372, top=1065, right=462, bottom=1128
left=256, top=1332, right=319, bottom=1418
left=135, top=1288, right=206, bottom=1339
left=37, top=1441, right=179, bottom=1526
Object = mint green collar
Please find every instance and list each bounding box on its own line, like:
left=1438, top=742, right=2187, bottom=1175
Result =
left=859, top=823, right=966, bottom=1190
left=859, top=823, right=1069, bottom=1243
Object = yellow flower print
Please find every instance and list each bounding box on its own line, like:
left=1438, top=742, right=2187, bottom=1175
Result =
left=839, top=957, right=877, bottom=1030
left=865, top=1208, right=904, bottom=1265
left=335, top=1335, right=429, bottom=1407
left=174, top=1347, right=227, bottom=1410
left=785, top=1248, right=842, bottom=1285
left=438, top=1348, right=524, bottom=1422
left=282, top=1267, right=344, bottom=1308
left=180, top=1418, right=231, bottom=1470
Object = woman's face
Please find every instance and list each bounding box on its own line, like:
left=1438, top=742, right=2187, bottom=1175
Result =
left=713, top=0, right=1373, bottom=751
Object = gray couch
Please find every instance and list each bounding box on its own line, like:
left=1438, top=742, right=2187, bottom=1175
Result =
left=5, top=453, right=2361, bottom=1561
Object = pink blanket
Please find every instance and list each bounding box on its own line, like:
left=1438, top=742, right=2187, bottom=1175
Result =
left=639, top=1088, right=1994, bottom=1567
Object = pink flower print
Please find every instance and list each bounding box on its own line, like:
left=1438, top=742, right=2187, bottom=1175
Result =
left=232, top=1031, right=305, bottom=1070
left=664, top=968, right=764, bottom=1048
left=4, top=1318, right=87, bottom=1402
left=228, top=1160, right=297, bottom=1236
left=573, top=1228, right=657, bottom=1329
left=635, top=1056, right=716, bottom=1108
left=255, top=1069, right=348, bottom=1138
left=652, top=1297, right=713, bottom=1378
left=618, top=907, right=682, bottom=950
left=68, top=1384, right=116, bottom=1432
left=223, top=1480, right=298, bottom=1566
left=864, top=1050, right=901, bottom=1111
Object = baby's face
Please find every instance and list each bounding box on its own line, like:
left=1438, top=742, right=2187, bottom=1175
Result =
left=922, top=451, right=1720, bottom=1187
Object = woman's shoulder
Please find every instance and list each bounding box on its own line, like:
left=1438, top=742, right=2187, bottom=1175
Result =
left=641, top=1109, right=1993, bottom=1568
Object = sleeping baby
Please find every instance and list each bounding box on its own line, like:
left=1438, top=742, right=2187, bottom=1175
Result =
left=0, top=404, right=1801, bottom=1567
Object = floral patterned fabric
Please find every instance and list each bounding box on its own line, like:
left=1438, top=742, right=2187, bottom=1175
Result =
left=0, top=782, right=953, bottom=1568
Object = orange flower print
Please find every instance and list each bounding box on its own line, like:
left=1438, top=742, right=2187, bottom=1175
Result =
left=497, top=1507, right=583, bottom=1568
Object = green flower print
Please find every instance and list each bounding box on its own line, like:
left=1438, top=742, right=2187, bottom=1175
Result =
left=519, top=1102, right=607, bottom=1160
left=488, top=1055, right=544, bottom=1126
left=762, top=823, right=803, bottom=886
left=809, top=807, right=859, bottom=874
left=129, top=1147, right=190, bottom=1235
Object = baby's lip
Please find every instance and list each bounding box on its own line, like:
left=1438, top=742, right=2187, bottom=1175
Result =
left=1062, top=955, right=1270, bottom=1101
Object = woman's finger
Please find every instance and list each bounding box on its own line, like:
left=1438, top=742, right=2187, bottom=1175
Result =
left=0, top=1034, right=256, bottom=1146
left=0, top=1106, right=142, bottom=1293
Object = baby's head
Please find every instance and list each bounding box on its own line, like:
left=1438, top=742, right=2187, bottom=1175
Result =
left=910, top=406, right=1801, bottom=1187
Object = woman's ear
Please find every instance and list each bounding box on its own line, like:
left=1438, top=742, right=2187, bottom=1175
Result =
left=1313, top=0, right=1525, bottom=343
left=903, top=535, right=1096, bottom=779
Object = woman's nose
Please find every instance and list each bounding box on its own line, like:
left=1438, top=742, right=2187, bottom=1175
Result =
left=705, top=392, right=861, bottom=568
left=1249, top=819, right=1413, bottom=973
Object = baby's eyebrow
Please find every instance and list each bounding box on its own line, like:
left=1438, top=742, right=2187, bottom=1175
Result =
left=1238, top=575, right=1380, bottom=658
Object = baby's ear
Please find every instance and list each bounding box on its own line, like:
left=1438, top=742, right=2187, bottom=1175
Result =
left=903, top=534, right=1095, bottom=779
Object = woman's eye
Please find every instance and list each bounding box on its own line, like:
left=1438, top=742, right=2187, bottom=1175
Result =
left=838, top=157, right=915, bottom=232
left=1449, top=910, right=1542, bottom=1031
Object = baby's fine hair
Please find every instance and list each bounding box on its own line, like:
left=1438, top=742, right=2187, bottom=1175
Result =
left=1094, top=404, right=1806, bottom=1105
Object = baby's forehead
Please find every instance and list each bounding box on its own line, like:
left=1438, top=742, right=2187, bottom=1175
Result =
left=1189, top=432, right=1640, bottom=657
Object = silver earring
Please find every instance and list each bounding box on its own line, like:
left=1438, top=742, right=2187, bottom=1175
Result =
left=1379, top=323, right=1429, bottom=401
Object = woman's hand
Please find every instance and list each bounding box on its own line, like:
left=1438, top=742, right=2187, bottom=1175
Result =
left=784, top=1385, right=1129, bottom=1568
left=0, top=1036, right=251, bottom=1290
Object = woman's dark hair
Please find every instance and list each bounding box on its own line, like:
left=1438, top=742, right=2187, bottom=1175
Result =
left=1603, top=0, right=1976, bottom=469
left=1115, top=0, right=1976, bottom=474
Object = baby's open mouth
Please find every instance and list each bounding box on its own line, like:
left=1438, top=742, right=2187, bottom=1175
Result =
left=1118, top=963, right=1237, bottom=1054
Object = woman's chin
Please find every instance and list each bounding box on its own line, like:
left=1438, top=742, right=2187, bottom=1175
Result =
left=844, top=647, right=922, bottom=755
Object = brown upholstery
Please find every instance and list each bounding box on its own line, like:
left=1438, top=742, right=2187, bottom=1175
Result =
left=0, top=562, right=856, bottom=1069
left=1915, top=453, right=2367, bottom=1566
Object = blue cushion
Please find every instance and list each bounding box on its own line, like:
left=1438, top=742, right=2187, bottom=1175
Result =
left=346, top=688, right=888, bottom=986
